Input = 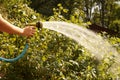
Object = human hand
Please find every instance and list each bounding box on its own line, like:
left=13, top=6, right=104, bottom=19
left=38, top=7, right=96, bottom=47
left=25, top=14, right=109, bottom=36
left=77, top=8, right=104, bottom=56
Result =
left=22, top=26, right=36, bottom=37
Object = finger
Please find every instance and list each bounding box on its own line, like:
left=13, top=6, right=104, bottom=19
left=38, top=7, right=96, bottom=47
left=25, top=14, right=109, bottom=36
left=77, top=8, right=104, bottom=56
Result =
left=31, top=26, right=36, bottom=29
left=30, top=26, right=36, bottom=28
left=28, top=33, right=33, bottom=37
left=31, top=30, right=35, bottom=34
left=26, top=26, right=36, bottom=30
left=31, top=31, right=35, bottom=34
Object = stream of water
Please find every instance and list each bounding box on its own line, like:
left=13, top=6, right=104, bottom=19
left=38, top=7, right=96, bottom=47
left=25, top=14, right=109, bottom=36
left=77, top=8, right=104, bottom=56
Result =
left=43, top=21, right=119, bottom=60
left=42, top=21, right=120, bottom=75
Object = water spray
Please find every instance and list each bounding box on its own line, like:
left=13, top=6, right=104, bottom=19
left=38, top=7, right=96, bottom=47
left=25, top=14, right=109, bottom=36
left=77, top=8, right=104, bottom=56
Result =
left=0, top=21, right=43, bottom=62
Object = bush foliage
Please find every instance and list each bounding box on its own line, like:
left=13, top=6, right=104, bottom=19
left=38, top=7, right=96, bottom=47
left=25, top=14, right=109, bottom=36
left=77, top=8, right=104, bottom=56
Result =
left=0, top=0, right=120, bottom=80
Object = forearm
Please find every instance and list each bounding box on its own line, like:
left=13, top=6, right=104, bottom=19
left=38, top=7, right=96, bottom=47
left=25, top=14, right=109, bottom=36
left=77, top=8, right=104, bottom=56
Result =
left=0, top=15, right=23, bottom=35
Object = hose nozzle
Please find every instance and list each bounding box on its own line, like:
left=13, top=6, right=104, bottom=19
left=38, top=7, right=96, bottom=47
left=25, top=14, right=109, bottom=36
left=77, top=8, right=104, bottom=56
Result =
left=36, top=21, right=43, bottom=30
left=26, top=21, right=43, bottom=30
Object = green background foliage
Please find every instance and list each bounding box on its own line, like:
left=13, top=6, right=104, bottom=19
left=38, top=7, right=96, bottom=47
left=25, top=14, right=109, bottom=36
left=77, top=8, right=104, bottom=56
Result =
left=0, top=0, right=120, bottom=80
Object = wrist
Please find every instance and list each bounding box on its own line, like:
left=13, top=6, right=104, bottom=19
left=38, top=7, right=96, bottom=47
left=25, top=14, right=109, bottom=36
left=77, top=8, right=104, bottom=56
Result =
left=19, top=28, right=24, bottom=36
left=13, top=26, right=24, bottom=36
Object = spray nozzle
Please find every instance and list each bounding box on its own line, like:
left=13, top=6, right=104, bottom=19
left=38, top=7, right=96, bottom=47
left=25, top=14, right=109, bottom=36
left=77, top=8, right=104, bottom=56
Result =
left=26, top=21, right=43, bottom=30
left=36, top=21, right=43, bottom=30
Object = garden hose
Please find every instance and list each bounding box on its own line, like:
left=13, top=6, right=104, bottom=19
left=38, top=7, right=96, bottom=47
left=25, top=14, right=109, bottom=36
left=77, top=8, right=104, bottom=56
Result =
left=0, top=44, right=29, bottom=62
left=0, top=21, right=43, bottom=63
